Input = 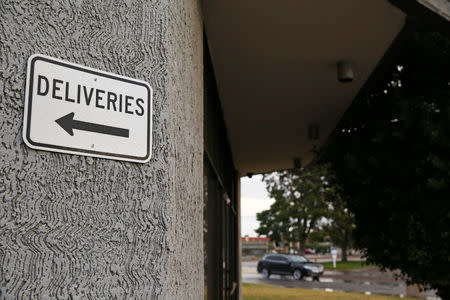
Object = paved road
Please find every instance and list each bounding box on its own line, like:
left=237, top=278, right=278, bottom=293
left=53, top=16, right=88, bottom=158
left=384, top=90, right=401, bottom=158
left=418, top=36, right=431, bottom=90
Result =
left=242, top=261, right=439, bottom=299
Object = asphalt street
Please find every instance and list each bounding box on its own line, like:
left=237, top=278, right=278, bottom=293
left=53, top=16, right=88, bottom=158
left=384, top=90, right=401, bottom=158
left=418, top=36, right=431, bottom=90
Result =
left=242, top=261, right=440, bottom=299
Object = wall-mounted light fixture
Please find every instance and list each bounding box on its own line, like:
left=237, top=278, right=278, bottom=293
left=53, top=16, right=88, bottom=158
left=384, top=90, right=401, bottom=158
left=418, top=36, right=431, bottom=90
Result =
left=337, top=60, right=353, bottom=82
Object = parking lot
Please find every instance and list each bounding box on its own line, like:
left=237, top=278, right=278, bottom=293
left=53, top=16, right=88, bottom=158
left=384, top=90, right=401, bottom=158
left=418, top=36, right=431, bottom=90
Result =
left=242, top=261, right=439, bottom=299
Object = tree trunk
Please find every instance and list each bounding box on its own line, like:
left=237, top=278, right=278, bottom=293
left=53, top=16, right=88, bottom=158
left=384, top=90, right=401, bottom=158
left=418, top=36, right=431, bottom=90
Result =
left=341, top=244, right=348, bottom=262
left=299, top=236, right=307, bottom=254
left=341, top=230, right=348, bottom=262
left=300, top=243, right=306, bottom=254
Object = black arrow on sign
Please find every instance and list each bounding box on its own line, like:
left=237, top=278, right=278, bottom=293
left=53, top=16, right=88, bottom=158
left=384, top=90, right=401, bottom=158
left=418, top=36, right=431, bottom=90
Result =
left=55, top=112, right=129, bottom=138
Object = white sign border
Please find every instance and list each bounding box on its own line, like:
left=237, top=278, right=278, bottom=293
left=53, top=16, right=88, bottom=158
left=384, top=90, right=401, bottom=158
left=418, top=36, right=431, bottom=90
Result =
left=23, top=54, right=153, bottom=163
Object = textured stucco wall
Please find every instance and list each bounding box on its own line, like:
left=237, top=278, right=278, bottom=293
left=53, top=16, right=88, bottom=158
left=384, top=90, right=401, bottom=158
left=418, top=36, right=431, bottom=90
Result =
left=0, top=0, right=203, bottom=299
left=165, top=0, right=203, bottom=298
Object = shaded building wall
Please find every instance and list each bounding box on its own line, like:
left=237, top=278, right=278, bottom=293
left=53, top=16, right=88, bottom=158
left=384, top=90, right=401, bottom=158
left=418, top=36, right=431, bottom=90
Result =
left=0, top=0, right=203, bottom=298
left=204, top=40, right=240, bottom=300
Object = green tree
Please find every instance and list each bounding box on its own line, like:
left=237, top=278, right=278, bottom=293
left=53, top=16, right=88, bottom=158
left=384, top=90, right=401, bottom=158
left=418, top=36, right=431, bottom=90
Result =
left=307, top=228, right=329, bottom=244
left=256, top=165, right=331, bottom=253
left=255, top=206, right=290, bottom=250
left=323, top=32, right=450, bottom=299
left=324, top=192, right=354, bottom=262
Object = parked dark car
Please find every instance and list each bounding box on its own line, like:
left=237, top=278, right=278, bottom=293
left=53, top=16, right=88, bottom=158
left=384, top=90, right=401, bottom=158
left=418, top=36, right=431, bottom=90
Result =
left=257, top=254, right=324, bottom=280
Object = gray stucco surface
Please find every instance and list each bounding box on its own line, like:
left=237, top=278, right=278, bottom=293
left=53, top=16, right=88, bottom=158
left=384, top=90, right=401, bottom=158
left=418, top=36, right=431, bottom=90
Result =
left=164, top=0, right=203, bottom=298
left=0, top=0, right=203, bottom=298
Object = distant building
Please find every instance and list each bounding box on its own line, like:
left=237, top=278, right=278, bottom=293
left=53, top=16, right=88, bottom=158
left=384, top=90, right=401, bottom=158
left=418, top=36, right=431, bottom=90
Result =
left=241, top=236, right=270, bottom=256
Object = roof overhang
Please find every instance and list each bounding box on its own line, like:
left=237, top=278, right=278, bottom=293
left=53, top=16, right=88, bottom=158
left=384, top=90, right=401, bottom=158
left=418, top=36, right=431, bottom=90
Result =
left=202, top=0, right=449, bottom=175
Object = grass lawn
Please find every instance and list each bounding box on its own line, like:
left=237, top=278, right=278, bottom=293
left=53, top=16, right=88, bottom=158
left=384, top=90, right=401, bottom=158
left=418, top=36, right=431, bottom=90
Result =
left=242, top=283, right=411, bottom=300
left=320, top=261, right=373, bottom=270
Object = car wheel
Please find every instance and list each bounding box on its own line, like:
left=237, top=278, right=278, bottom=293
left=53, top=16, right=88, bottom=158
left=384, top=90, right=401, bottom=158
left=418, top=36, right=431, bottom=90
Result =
left=293, top=269, right=303, bottom=280
left=257, top=265, right=262, bottom=273
left=262, top=268, right=270, bottom=278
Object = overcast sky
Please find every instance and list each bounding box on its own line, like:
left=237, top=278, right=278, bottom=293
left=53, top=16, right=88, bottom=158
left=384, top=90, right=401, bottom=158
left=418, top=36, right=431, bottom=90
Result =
left=240, top=175, right=274, bottom=236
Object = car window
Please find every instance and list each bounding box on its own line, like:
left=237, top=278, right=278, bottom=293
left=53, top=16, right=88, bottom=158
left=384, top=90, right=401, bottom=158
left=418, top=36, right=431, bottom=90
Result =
left=289, top=255, right=309, bottom=263
left=269, top=256, right=288, bottom=261
left=266, top=255, right=278, bottom=260
left=270, top=256, right=281, bottom=261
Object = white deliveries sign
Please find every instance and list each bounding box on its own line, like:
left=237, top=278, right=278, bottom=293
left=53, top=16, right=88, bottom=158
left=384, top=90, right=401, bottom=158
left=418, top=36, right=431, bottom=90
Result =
left=23, top=54, right=152, bottom=163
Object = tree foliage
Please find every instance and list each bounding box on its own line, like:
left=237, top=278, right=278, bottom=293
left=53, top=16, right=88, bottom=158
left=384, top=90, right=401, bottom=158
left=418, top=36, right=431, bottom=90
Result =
left=256, top=164, right=354, bottom=255
left=256, top=165, right=330, bottom=253
left=323, top=191, right=354, bottom=262
left=323, top=32, right=450, bottom=298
